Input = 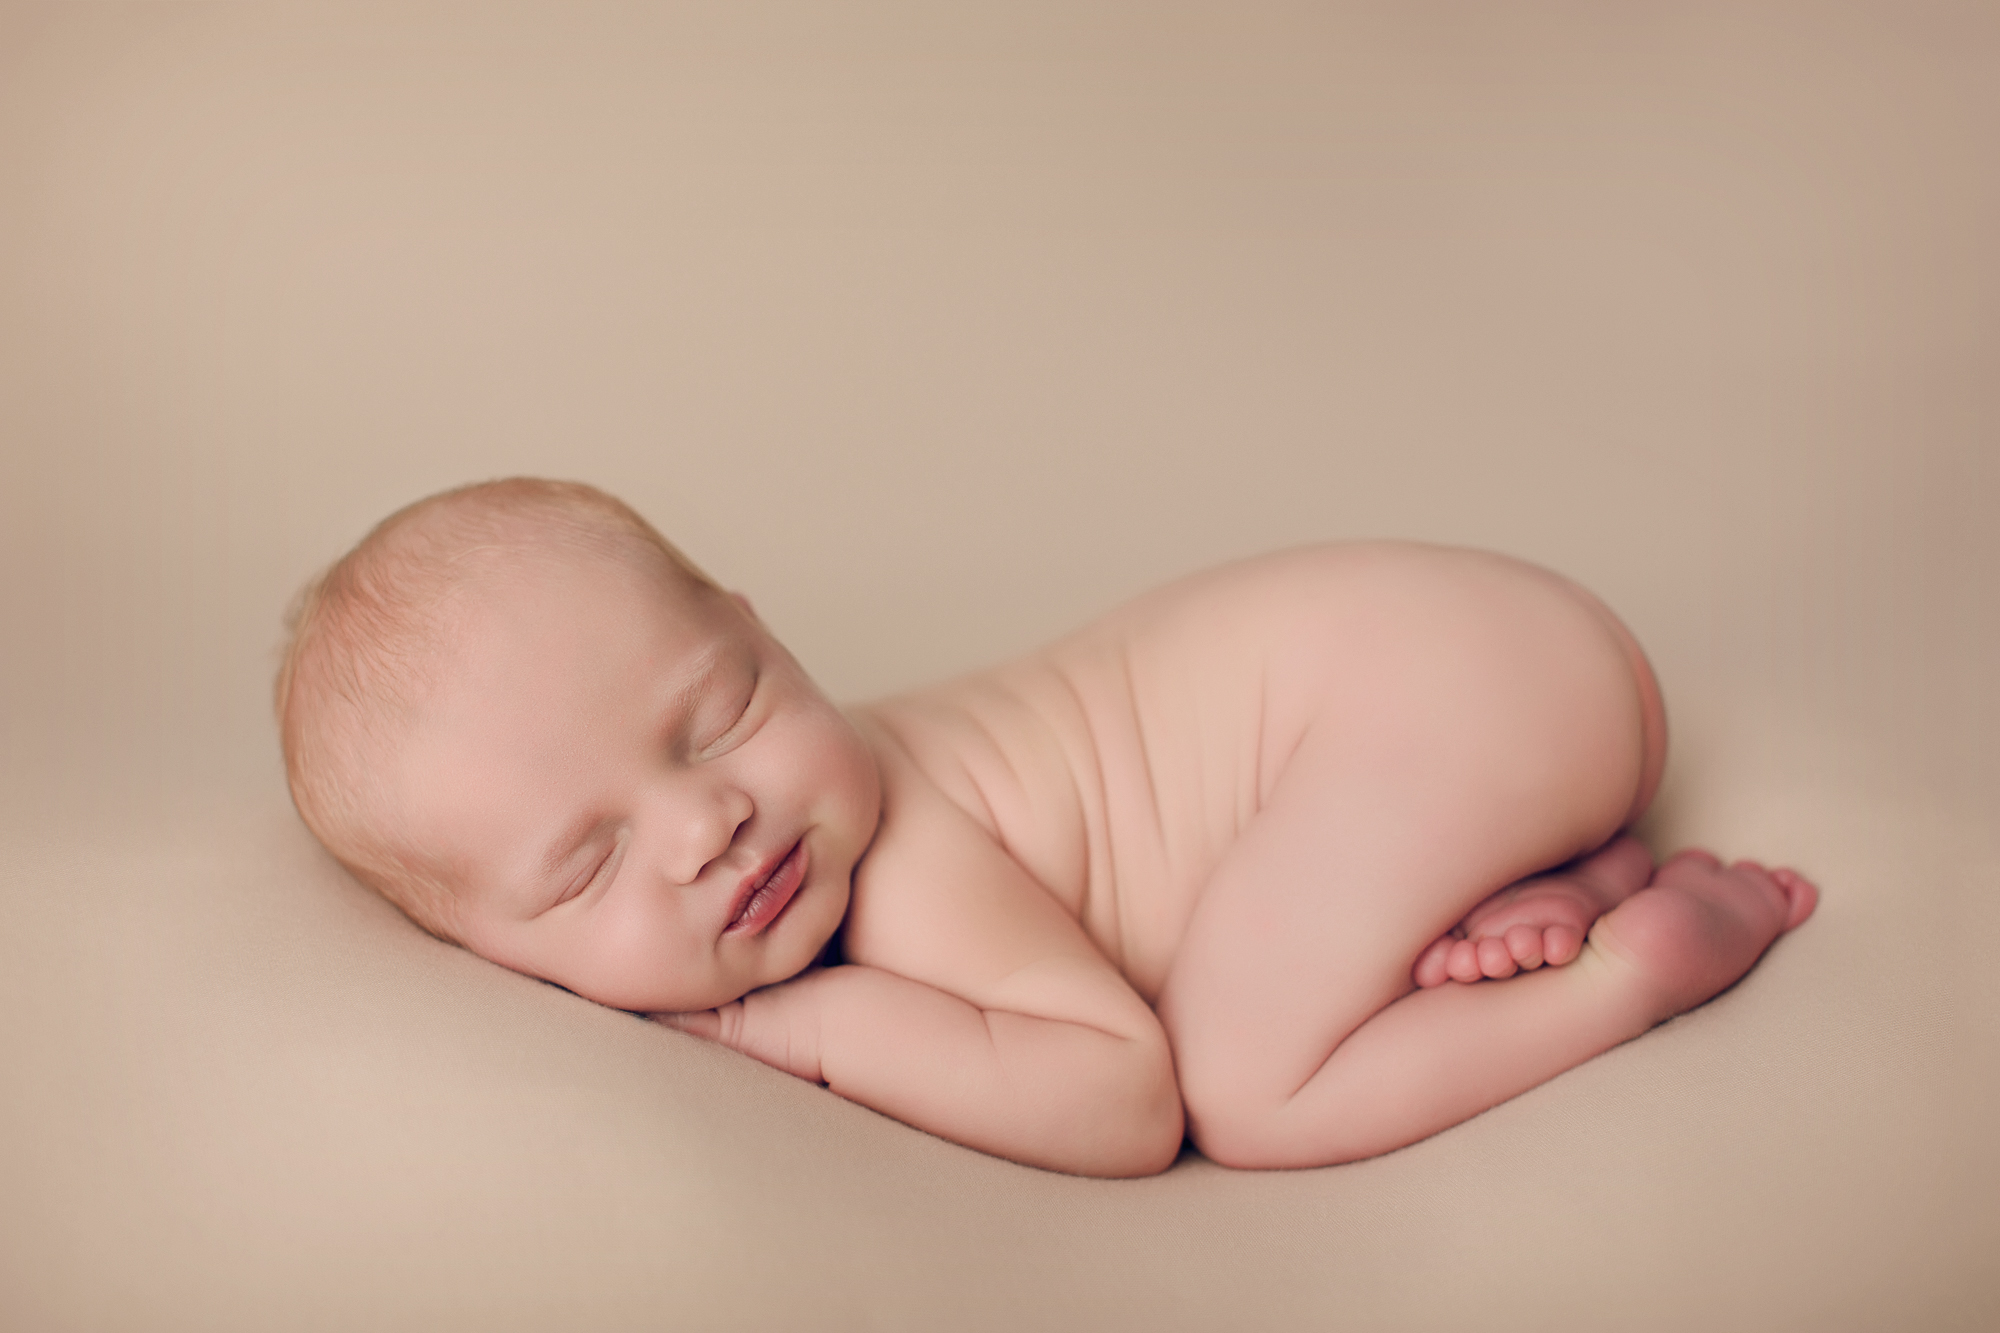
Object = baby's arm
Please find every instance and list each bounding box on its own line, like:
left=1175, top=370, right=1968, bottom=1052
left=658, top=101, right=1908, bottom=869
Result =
left=662, top=955, right=1178, bottom=1176
left=657, top=760, right=1184, bottom=1178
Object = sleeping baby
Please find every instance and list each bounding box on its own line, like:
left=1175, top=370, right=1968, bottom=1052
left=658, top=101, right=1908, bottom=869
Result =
left=276, top=478, right=1816, bottom=1176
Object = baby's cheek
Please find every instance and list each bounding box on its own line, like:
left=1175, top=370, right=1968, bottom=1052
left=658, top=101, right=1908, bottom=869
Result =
left=820, top=723, right=883, bottom=836
left=588, top=896, right=704, bottom=1010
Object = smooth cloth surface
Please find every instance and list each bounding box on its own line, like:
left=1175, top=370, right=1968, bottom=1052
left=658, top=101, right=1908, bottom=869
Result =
left=4, top=5, right=1996, bottom=1329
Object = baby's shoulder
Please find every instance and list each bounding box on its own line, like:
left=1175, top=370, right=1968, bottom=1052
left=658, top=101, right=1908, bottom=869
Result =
left=835, top=705, right=1091, bottom=981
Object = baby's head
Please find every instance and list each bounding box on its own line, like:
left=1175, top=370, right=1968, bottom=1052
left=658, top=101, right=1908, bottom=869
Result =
left=276, top=479, right=881, bottom=1012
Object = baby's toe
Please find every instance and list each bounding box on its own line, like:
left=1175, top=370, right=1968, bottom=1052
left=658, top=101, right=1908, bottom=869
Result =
left=1724, top=859, right=1812, bottom=934
left=1503, top=924, right=1546, bottom=971
left=1477, top=936, right=1519, bottom=979
left=1413, top=935, right=1456, bottom=988
left=1771, top=867, right=1820, bottom=930
left=1542, top=924, right=1583, bottom=968
left=1446, top=939, right=1485, bottom=984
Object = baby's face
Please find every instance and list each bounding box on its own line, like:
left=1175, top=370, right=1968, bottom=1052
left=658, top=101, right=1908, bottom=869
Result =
left=387, top=549, right=880, bottom=1013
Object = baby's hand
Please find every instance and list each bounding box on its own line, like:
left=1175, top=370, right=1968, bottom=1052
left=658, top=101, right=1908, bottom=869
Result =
left=651, top=970, right=830, bottom=1085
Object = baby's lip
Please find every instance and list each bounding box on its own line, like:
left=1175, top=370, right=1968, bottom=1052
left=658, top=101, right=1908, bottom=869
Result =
left=723, top=839, right=808, bottom=936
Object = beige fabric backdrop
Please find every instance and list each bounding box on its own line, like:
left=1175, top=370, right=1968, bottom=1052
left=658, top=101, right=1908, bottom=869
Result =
left=3, top=4, right=1995, bottom=1329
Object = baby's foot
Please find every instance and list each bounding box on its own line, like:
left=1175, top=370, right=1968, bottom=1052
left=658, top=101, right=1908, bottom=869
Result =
left=1414, top=835, right=1655, bottom=987
left=1588, top=849, right=1818, bottom=1016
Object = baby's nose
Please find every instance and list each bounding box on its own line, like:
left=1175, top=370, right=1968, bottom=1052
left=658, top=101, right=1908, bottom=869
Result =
left=661, top=782, right=754, bottom=885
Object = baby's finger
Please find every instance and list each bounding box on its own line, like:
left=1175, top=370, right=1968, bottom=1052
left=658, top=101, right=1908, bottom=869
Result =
left=652, top=1009, right=722, bottom=1039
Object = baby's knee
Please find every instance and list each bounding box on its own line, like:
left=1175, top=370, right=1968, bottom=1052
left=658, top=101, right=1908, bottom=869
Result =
left=1183, top=1090, right=1366, bottom=1171
left=1184, top=1106, right=1285, bottom=1171
left=1178, top=1066, right=1343, bottom=1171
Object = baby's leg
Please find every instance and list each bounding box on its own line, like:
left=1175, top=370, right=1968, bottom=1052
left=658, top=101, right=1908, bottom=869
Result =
left=1154, top=555, right=1811, bottom=1169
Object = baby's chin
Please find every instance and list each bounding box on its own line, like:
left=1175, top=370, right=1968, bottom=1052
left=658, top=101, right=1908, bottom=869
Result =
left=545, top=972, right=743, bottom=1018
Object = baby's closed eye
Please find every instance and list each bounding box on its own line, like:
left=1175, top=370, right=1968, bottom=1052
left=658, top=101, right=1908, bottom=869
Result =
left=691, top=667, right=761, bottom=756
left=544, top=830, right=626, bottom=914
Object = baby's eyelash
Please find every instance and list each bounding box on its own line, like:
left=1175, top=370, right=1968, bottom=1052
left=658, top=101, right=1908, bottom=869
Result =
left=562, top=837, right=625, bottom=906
left=700, top=672, right=761, bottom=751
left=556, top=860, right=603, bottom=905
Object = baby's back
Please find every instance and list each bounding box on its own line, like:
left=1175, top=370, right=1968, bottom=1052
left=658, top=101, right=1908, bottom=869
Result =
left=865, top=543, right=1459, bottom=999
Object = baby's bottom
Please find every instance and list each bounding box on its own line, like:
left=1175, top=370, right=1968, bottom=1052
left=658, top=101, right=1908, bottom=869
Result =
left=1152, top=552, right=1817, bottom=1170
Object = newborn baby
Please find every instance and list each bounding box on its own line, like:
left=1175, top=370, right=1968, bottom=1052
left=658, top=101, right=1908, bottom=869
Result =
left=277, top=479, right=1816, bottom=1176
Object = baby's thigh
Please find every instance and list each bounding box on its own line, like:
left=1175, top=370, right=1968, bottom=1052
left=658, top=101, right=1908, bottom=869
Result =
left=1160, top=553, right=1660, bottom=1111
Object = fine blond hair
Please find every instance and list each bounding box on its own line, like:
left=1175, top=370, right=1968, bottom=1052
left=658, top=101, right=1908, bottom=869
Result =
left=274, top=478, right=715, bottom=939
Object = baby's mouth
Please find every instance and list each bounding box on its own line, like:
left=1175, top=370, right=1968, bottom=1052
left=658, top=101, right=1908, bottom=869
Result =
left=724, top=840, right=807, bottom=935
